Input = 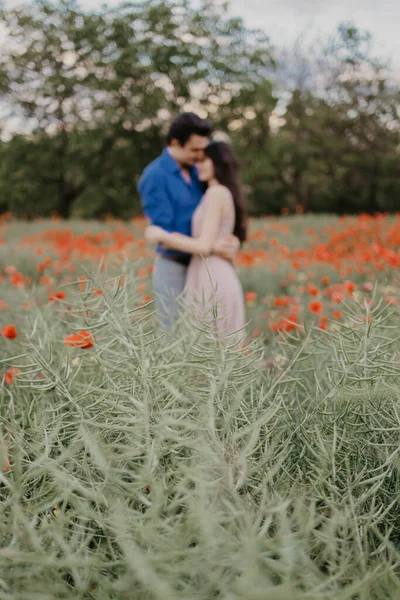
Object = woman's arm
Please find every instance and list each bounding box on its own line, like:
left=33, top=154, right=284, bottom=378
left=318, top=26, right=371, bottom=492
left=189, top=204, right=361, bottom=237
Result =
left=146, top=186, right=228, bottom=256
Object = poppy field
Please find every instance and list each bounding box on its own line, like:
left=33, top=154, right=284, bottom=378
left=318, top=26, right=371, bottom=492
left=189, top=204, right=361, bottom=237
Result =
left=1, top=212, right=400, bottom=346
left=1, top=212, right=400, bottom=599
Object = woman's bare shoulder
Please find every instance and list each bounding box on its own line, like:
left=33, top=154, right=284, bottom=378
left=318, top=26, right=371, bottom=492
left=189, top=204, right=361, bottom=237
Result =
left=205, top=184, right=231, bottom=197
left=204, top=184, right=232, bottom=206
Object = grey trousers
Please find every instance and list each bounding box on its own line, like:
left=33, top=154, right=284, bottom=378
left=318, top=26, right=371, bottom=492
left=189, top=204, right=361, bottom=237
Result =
left=152, top=256, right=188, bottom=328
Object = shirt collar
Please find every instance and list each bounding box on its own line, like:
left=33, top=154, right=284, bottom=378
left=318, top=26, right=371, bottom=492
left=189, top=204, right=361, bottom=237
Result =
left=162, top=148, right=199, bottom=180
left=161, top=148, right=182, bottom=173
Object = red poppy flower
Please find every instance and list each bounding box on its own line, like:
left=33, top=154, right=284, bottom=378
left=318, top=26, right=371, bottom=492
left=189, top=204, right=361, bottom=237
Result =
left=2, top=325, right=17, bottom=339
left=10, top=272, right=24, bottom=287
left=137, top=294, right=152, bottom=307
left=344, top=280, right=356, bottom=293
left=318, top=316, right=329, bottom=331
left=307, top=285, right=320, bottom=296
left=237, top=252, right=256, bottom=266
left=245, top=291, right=257, bottom=303
left=278, top=316, right=298, bottom=332
left=5, top=367, right=20, bottom=384
left=332, top=310, right=343, bottom=319
left=309, top=300, right=323, bottom=314
left=332, top=292, right=344, bottom=304
left=49, top=291, right=66, bottom=302
left=274, top=296, right=290, bottom=308
left=63, top=330, right=94, bottom=349
left=37, top=257, right=52, bottom=273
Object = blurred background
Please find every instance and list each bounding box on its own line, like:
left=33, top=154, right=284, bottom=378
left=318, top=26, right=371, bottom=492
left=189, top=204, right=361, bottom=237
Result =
left=0, top=0, right=399, bottom=219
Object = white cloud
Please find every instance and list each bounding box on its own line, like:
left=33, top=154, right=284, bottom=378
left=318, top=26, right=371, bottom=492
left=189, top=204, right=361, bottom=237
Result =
left=229, top=0, right=400, bottom=69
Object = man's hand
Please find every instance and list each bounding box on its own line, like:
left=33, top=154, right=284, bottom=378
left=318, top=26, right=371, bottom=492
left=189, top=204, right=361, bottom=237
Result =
left=212, top=234, right=240, bottom=261
left=145, top=225, right=168, bottom=245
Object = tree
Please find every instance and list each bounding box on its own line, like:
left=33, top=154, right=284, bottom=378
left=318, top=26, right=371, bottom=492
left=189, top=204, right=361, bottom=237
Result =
left=271, top=24, right=400, bottom=214
left=219, top=80, right=284, bottom=215
left=0, top=0, right=274, bottom=217
left=326, top=25, right=400, bottom=213
left=1, top=5, right=399, bottom=218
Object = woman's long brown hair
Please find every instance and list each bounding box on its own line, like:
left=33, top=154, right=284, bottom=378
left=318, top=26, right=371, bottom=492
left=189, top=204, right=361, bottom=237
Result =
left=204, top=141, right=247, bottom=243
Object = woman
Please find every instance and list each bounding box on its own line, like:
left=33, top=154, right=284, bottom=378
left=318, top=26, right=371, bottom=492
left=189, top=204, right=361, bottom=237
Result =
left=145, top=141, right=247, bottom=340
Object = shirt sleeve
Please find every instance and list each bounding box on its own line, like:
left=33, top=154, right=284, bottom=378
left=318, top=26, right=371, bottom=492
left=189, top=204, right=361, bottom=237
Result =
left=138, top=171, right=174, bottom=232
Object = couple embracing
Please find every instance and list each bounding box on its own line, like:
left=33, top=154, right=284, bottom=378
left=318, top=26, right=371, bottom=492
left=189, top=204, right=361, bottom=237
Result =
left=138, top=112, right=247, bottom=341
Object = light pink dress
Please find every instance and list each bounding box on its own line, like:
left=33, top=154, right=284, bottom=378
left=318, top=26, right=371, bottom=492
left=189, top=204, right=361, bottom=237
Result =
left=184, top=188, right=245, bottom=340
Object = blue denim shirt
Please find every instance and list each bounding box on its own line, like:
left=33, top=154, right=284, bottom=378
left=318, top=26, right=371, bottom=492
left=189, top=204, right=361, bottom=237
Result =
left=138, top=148, right=204, bottom=261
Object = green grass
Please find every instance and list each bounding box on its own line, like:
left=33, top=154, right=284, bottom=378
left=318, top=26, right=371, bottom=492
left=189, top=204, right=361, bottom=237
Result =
left=1, top=261, right=400, bottom=599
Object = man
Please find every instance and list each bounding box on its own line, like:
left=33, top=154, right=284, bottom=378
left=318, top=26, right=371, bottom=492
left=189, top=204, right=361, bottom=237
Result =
left=138, top=112, right=240, bottom=327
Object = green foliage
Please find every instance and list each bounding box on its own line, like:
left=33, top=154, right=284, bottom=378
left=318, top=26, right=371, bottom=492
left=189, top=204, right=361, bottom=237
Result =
left=0, top=0, right=274, bottom=218
left=0, top=4, right=399, bottom=217
left=2, top=262, right=400, bottom=597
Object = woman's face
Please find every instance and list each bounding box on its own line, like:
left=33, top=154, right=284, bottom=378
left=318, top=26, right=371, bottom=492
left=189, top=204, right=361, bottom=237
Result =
left=196, top=156, right=215, bottom=182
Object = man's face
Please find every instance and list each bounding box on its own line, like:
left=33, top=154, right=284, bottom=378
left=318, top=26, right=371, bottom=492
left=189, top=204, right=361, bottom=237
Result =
left=171, top=134, right=209, bottom=167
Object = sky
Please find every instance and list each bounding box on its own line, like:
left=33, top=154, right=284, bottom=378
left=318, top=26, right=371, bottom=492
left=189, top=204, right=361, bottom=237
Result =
left=3, top=0, right=399, bottom=70
left=228, top=0, right=400, bottom=71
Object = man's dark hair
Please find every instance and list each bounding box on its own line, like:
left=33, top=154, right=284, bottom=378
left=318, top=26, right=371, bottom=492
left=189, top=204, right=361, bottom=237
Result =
left=167, top=112, right=213, bottom=146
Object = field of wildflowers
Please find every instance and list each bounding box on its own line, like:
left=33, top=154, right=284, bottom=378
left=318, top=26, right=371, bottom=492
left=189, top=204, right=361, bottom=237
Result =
left=1, top=212, right=400, bottom=598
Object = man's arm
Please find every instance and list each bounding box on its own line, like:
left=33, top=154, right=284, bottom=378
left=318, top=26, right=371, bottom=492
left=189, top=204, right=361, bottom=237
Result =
left=146, top=188, right=224, bottom=256
left=138, top=171, right=174, bottom=231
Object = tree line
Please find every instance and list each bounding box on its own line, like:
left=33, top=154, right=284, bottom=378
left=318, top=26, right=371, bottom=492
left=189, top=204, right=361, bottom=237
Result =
left=0, top=0, right=399, bottom=218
